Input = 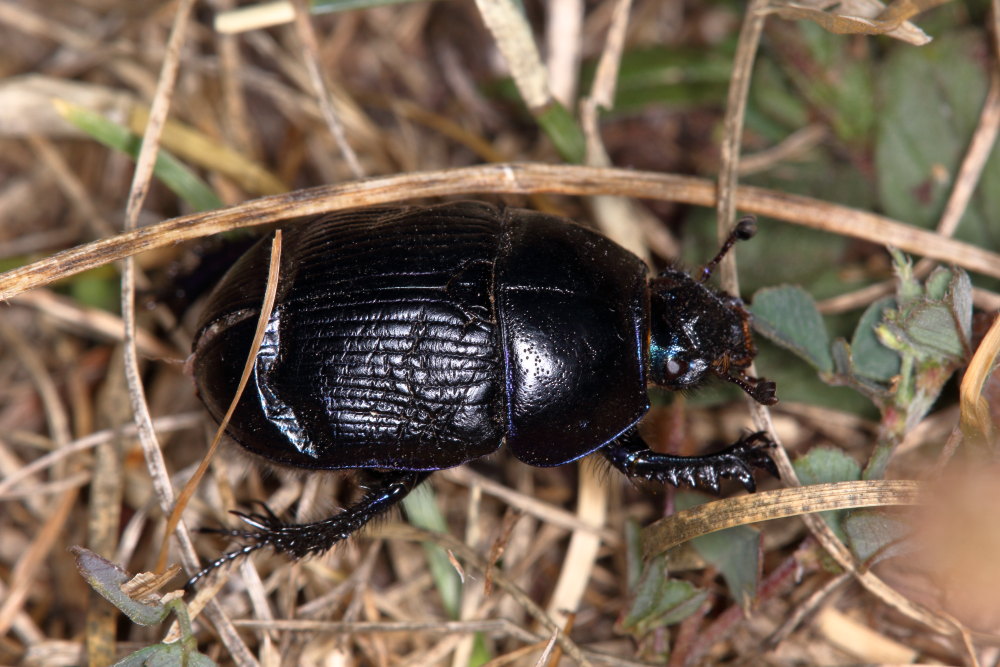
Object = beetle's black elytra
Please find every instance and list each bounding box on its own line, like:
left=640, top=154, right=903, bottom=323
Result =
left=188, top=201, right=778, bottom=588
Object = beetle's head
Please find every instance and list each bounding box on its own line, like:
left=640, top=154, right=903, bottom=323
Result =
left=646, top=217, right=777, bottom=405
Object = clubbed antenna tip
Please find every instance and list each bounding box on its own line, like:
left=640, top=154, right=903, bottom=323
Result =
left=700, top=215, right=759, bottom=283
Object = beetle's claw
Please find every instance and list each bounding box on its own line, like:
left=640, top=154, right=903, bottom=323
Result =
left=233, top=507, right=283, bottom=532
left=196, top=508, right=283, bottom=551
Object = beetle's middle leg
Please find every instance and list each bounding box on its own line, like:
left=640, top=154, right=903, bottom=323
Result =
left=601, top=428, right=778, bottom=494
left=187, top=469, right=429, bottom=589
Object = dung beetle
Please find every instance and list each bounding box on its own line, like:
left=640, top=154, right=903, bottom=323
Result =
left=187, top=201, right=778, bottom=587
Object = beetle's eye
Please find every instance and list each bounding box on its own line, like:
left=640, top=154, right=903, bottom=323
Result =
left=663, top=358, right=689, bottom=381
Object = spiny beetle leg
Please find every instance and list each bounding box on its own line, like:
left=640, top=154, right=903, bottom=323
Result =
left=601, top=429, right=778, bottom=494
left=186, top=470, right=429, bottom=591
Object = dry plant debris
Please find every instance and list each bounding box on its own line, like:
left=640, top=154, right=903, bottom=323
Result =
left=1, top=0, right=999, bottom=666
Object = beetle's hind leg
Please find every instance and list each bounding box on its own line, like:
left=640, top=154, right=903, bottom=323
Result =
left=601, top=428, right=778, bottom=494
left=186, top=469, right=430, bottom=590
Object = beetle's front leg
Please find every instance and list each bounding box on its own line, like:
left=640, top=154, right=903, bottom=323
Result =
left=187, top=469, right=430, bottom=590
left=601, top=428, right=778, bottom=494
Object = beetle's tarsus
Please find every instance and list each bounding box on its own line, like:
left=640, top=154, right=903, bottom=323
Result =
left=183, top=542, right=267, bottom=593
left=185, top=470, right=429, bottom=591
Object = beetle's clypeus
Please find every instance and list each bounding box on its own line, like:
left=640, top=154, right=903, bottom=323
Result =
left=187, top=201, right=778, bottom=588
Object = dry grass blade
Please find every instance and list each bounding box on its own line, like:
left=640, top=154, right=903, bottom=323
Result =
left=543, top=465, right=606, bottom=632
left=128, top=107, right=287, bottom=196
left=84, top=352, right=129, bottom=666
left=215, top=1, right=296, bottom=34
left=3, top=1, right=998, bottom=664
left=0, top=318, right=75, bottom=637
left=112, top=0, right=255, bottom=662
left=0, top=488, right=78, bottom=636
left=474, top=0, right=550, bottom=111
left=288, top=0, right=364, bottom=179
left=0, top=414, right=202, bottom=498
left=543, top=0, right=630, bottom=634
left=642, top=480, right=923, bottom=557
left=159, top=231, right=283, bottom=577
left=11, top=290, right=176, bottom=359
left=716, top=0, right=766, bottom=263
left=579, top=0, right=651, bottom=262
left=545, top=0, right=583, bottom=106
left=232, top=618, right=542, bottom=642
left=814, top=607, right=919, bottom=663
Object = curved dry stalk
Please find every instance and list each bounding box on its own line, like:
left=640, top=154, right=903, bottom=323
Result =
left=111, top=2, right=256, bottom=664
left=4, top=164, right=1000, bottom=304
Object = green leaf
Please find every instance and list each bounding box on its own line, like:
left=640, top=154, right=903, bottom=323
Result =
left=883, top=303, right=965, bottom=359
left=843, top=509, right=916, bottom=568
left=793, top=447, right=861, bottom=541
left=68, top=267, right=121, bottom=313
left=623, top=519, right=645, bottom=591
left=597, top=46, right=731, bottom=112
left=535, top=101, right=586, bottom=163
left=401, top=484, right=462, bottom=619
left=877, top=261, right=973, bottom=364
left=750, top=59, right=810, bottom=140
left=875, top=30, right=996, bottom=253
left=619, top=560, right=708, bottom=637
left=55, top=100, right=222, bottom=212
left=924, top=266, right=952, bottom=301
left=72, top=547, right=217, bottom=667
left=676, top=491, right=760, bottom=606
left=114, top=643, right=216, bottom=667
left=944, top=267, right=973, bottom=344
left=794, top=446, right=861, bottom=486
left=71, top=547, right=166, bottom=626
left=888, top=248, right=922, bottom=306
left=829, top=338, right=891, bottom=401
left=750, top=286, right=833, bottom=373
left=851, top=297, right=901, bottom=382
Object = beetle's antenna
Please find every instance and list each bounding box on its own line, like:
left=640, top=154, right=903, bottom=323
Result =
left=699, top=216, right=757, bottom=283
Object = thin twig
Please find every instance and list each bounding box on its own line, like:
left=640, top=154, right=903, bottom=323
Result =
left=715, top=0, right=767, bottom=256
left=114, top=1, right=257, bottom=664
left=5, top=164, right=1000, bottom=304
left=766, top=572, right=850, bottom=649
left=289, top=0, right=364, bottom=178
left=0, top=413, right=201, bottom=497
